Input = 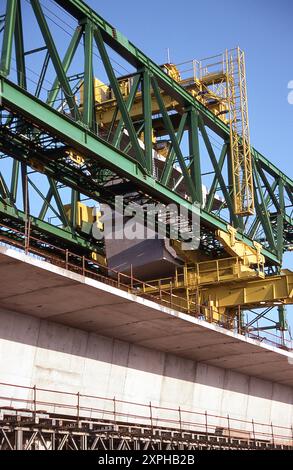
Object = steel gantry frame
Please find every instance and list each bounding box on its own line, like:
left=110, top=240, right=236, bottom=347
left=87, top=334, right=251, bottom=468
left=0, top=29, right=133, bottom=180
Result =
left=0, top=1, right=292, bottom=273
left=0, top=382, right=292, bottom=450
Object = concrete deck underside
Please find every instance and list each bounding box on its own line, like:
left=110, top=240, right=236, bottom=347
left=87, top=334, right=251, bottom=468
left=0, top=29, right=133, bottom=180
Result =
left=0, top=246, right=292, bottom=387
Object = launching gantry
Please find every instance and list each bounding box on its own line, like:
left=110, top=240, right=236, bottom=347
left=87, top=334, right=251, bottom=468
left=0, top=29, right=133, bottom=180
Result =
left=0, top=0, right=292, bottom=341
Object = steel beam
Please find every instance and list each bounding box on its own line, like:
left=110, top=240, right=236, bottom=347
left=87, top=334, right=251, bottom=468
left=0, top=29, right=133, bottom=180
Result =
left=0, top=77, right=281, bottom=264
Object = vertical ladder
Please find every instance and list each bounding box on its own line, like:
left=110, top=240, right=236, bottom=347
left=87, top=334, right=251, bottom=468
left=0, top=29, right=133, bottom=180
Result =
left=225, top=47, right=254, bottom=216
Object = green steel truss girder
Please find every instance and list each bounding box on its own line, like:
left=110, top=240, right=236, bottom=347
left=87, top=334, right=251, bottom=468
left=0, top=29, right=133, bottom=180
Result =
left=0, top=0, right=291, bottom=265
left=4, top=0, right=287, bottom=183
left=0, top=77, right=282, bottom=265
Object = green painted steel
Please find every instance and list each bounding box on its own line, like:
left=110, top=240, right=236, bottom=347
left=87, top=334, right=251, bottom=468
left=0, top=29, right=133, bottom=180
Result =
left=205, top=144, right=227, bottom=213
left=152, top=77, right=197, bottom=202
left=112, top=74, right=141, bottom=148
left=0, top=0, right=291, bottom=269
left=142, top=70, right=153, bottom=175
left=83, top=19, right=94, bottom=130
left=94, top=27, right=145, bottom=167
left=57, top=0, right=292, bottom=199
left=160, top=113, right=187, bottom=187
left=0, top=0, right=17, bottom=76
left=47, top=26, right=82, bottom=107
left=0, top=77, right=282, bottom=264
left=198, top=115, right=238, bottom=227
left=189, top=110, right=202, bottom=205
left=0, top=200, right=100, bottom=252
left=252, top=159, right=276, bottom=250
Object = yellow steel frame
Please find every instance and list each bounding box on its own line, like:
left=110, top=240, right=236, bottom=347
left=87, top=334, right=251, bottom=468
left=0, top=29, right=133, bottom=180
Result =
left=200, top=269, right=293, bottom=310
left=226, top=48, right=254, bottom=216
left=142, top=267, right=292, bottom=325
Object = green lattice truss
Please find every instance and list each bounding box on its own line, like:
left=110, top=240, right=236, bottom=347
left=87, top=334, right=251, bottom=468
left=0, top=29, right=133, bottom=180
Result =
left=0, top=0, right=292, bottom=267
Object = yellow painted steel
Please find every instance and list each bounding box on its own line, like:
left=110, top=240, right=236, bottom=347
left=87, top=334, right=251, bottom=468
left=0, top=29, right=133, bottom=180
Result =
left=66, top=149, right=85, bottom=166
left=64, top=202, right=103, bottom=230
left=143, top=267, right=292, bottom=325
left=200, top=269, right=293, bottom=310
left=225, top=48, right=254, bottom=216
left=80, top=47, right=254, bottom=216
left=91, top=250, right=107, bottom=266
left=90, top=84, right=179, bottom=129
left=79, top=64, right=227, bottom=129
left=145, top=255, right=264, bottom=292
left=216, top=226, right=264, bottom=269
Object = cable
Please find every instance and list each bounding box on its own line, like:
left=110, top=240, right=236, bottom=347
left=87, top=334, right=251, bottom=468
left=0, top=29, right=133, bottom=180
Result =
left=38, top=0, right=131, bottom=75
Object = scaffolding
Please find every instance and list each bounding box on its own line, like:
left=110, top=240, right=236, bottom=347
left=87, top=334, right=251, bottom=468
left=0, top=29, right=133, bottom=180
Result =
left=0, top=381, right=292, bottom=450
left=225, top=48, right=254, bottom=216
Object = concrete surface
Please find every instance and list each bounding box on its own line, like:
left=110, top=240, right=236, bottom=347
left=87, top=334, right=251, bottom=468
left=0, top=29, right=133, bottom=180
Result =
left=0, top=245, right=292, bottom=430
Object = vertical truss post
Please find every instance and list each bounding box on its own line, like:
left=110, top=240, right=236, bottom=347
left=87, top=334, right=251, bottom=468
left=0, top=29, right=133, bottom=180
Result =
left=205, top=143, right=227, bottom=212
left=94, top=27, right=145, bottom=167
left=142, top=69, right=153, bottom=174
left=30, top=0, right=80, bottom=120
left=83, top=19, right=94, bottom=130
left=0, top=0, right=17, bottom=76
left=70, top=189, right=79, bottom=229
left=188, top=109, right=202, bottom=205
left=14, top=0, right=26, bottom=89
left=277, top=305, right=287, bottom=332
left=21, top=163, right=29, bottom=215
left=277, top=178, right=284, bottom=262
left=15, top=429, right=23, bottom=450
left=10, top=159, right=20, bottom=203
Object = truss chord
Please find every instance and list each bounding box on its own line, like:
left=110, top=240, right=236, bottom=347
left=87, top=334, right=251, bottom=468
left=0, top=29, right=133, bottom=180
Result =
left=0, top=0, right=291, bottom=343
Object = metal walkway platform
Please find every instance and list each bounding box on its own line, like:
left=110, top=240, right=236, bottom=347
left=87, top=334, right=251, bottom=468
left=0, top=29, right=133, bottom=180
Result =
left=0, top=245, right=292, bottom=386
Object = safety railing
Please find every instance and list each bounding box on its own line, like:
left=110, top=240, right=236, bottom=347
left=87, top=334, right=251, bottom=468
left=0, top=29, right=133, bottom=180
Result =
left=0, top=222, right=291, bottom=351
left=0, top=381, right=292, bottom=447
left=0, top=222, right=202, bottom=313
left=145, top=255, right=264, bottom=290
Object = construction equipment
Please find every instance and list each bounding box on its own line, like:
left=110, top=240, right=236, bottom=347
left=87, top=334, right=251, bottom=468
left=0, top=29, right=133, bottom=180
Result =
left=0, top=0, right=292, bottom=345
